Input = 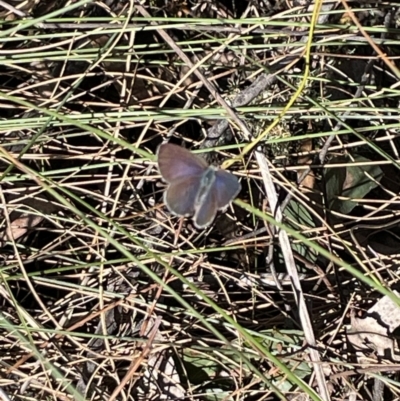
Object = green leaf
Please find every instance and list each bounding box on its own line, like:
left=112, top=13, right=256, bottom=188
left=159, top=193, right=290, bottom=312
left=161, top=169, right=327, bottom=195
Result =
left=284, top=199, right=318, bottom=263
left=325, top=155, right=383, bottom=214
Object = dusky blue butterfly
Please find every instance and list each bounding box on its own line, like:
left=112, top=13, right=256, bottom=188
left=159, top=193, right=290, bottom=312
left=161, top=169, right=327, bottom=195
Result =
left=157, top=143, right=241, bottom=229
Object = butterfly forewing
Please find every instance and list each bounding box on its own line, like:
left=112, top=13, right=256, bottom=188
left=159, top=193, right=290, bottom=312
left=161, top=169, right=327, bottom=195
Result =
left=157, top=143, right=208, bottom=183
left=213, top=169, right=241, bottom=209
left=193, top=185, right=218, bottom=229
left=194, top=167, right=216, bottom=206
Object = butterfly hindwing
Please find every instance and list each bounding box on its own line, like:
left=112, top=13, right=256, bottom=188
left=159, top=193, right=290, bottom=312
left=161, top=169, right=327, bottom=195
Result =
left=164, top=176, right=201, bottom=216
left=213, top=169, right=241, bottom=209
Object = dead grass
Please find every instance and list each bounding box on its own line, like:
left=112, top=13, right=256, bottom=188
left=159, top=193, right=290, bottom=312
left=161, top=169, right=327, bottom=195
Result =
left=1, top=1, right=400, bottom=400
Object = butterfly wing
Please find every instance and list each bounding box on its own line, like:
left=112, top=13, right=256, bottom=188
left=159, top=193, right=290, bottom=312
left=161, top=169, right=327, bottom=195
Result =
left=213, top=169, right=241, bottom=209
left=193, top=185, right=219, bottom=229
left=164, top=176, right=202, bottom=217
left=157, top=143, right=208, bottom=183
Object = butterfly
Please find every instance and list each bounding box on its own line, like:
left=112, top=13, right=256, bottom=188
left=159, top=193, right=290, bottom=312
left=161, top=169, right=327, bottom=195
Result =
left=157, top=143, right=241, bottom=229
